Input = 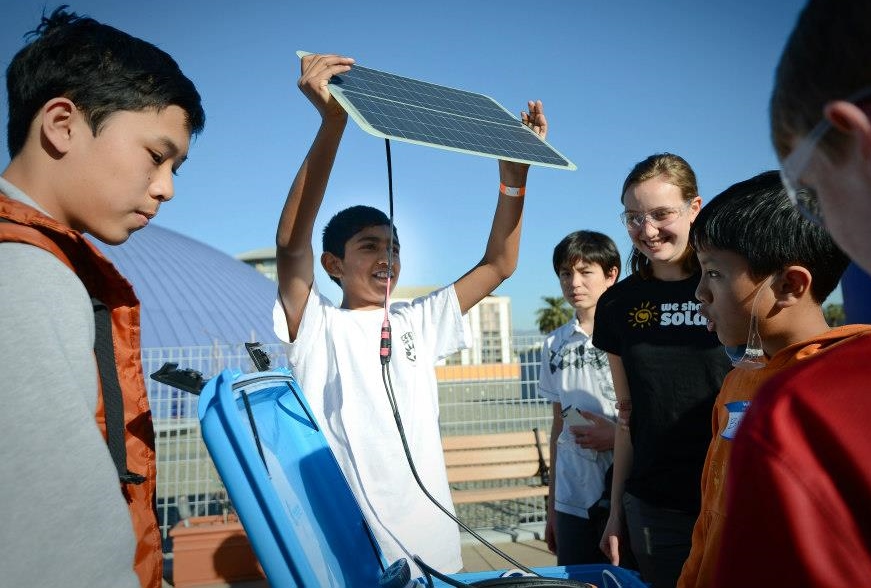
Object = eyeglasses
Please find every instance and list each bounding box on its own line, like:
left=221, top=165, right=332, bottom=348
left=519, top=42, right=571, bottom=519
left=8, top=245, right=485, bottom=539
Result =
left=619, top=200, right=692, bottom=230
left=779, top=117, right=829, bottom=226
left=779, top=86, right=871, bottom=227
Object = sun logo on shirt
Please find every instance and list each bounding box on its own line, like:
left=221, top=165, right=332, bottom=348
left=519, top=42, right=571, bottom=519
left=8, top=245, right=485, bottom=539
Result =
left=627, top=301, right=659, bottom=328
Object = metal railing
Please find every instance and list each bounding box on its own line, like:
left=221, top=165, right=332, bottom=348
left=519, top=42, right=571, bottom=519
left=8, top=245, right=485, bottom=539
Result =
left=145, top=335, right=549, bottom=551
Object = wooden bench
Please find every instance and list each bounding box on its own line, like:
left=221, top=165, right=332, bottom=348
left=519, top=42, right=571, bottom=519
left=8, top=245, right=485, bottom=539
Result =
left=442, top=429, right=550, bottom=505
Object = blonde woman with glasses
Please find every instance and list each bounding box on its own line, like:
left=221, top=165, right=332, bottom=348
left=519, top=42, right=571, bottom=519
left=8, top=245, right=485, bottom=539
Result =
left=593, top=153, right=731, bottom=588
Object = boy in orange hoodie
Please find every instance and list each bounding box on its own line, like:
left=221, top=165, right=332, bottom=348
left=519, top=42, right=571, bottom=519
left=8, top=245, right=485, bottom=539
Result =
left=676, top=170, right=861, bottom=588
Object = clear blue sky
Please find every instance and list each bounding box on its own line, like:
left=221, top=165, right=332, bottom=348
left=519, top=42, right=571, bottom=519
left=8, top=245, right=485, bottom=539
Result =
left=2, top=0, right=829, bottom=331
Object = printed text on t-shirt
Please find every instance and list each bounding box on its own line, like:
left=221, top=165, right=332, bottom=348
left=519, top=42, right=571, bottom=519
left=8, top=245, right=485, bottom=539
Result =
left=627, top=301, right=707, bottom=328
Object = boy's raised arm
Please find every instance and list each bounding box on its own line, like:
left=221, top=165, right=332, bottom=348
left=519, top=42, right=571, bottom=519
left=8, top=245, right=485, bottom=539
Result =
left=453, top=100, right=547, bottom=313
left=276, top=54, right=354, bottom=341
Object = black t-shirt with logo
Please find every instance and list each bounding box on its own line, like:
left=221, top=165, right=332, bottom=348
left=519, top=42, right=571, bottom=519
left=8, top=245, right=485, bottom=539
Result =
left=593, top=272, right=732, bottom=513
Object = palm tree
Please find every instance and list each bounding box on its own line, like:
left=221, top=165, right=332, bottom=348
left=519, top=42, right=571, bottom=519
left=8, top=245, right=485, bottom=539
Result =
left=824, top=302, right=845, bottom=327
left=535, top=296, right=573, bottom=334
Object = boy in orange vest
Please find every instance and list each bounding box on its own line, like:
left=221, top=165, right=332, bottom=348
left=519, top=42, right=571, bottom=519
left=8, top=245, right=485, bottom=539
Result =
left=0, top=7, right=204, bottom=587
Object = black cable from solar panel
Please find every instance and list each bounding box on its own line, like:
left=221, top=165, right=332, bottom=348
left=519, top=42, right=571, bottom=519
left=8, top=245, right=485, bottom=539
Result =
left=378, top=138, right=542, bottom=578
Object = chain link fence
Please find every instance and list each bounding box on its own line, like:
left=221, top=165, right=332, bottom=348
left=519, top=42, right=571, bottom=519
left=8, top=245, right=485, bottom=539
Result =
left=145, top=335, right=549, bottom=552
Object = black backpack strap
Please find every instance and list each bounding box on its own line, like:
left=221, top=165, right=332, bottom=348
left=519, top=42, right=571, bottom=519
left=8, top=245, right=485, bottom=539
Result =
left=92, top=298, right=145, bottom=485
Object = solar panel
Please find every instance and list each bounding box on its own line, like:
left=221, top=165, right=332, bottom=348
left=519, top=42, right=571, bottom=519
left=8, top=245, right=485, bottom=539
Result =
left=296, top=51, right=576, bottom=171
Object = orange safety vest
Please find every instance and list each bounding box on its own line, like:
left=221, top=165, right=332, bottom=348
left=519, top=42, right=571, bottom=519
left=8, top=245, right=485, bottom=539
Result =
left=0, top=195, right=162, bottom=588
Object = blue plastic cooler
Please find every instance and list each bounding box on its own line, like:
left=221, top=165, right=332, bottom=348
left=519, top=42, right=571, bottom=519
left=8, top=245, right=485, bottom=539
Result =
left=197, top=368, right=647, bottom=587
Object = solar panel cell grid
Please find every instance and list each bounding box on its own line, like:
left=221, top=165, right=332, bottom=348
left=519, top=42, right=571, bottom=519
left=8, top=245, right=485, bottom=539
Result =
left=315, top=56, right=576, bottom=170
left=332, top=64, right=512, bottom=124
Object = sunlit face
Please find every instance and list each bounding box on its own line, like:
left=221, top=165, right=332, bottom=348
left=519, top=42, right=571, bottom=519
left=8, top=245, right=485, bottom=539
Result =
left=60, top=105, right=191, bottom=244
left=783, top=137, right=871, bottom=275
left=331, top=224, right=401, bottom=310
left=622, top=176, right=700, bottom=272
left=558, top=259, right=617, bottom=316
left=695, top=248, right=770, bottom=347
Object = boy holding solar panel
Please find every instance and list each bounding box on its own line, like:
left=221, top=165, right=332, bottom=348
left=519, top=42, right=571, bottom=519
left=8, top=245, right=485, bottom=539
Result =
left=271, top=53, right=547, bottom=575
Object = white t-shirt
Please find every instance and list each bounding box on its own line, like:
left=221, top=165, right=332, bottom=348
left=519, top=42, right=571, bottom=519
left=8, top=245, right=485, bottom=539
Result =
left=273, top=282, right=470, bottom=575
left=537, top=318, right=617, bottom=518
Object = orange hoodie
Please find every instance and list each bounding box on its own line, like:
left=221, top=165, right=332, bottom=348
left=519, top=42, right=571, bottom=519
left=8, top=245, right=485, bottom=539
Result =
left=677, top=323, right=871, bottom=588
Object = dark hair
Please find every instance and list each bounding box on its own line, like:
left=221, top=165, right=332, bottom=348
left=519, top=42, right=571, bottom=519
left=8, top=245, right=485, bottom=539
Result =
left=552, top=230, right=621, bottom=280
left=770, top=0, right=871, bottom=162
left=322, top=205, right=397, bottom=286
left=690, top=170, right=849, bottom=303
left=5, top=5, right=205, bottom=158
left=620, top=153, right=700, bottom=279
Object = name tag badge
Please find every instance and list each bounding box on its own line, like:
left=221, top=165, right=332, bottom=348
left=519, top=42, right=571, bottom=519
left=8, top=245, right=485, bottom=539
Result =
left=721, top=400, right=751, bottom=440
